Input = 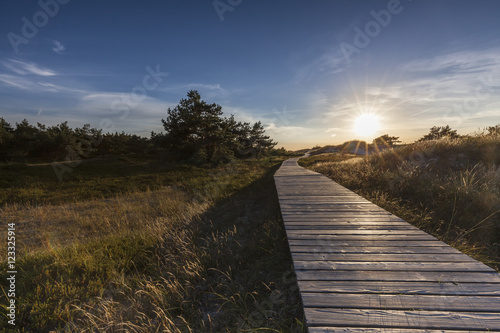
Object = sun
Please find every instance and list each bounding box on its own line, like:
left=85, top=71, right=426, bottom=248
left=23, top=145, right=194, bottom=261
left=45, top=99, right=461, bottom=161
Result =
left=353, top=113, right=380, bottom=138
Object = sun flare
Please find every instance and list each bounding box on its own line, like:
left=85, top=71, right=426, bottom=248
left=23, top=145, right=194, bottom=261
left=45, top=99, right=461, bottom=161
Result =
left=353, top=113, right=380, bottom=138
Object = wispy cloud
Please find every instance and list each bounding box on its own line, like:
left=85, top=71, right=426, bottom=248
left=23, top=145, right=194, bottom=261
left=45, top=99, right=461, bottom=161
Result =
left=401, top=49, right=500, bottom=75
left=3, top=59, right=56, bottom=76
left=0, top=74, right=33, bottom=90
left=0, top=73, right=89, bottom=96
left=80, top=92, right=174, bottom=118
left=52, top=40, right=66, bottom=54
left=316, top=48, right=500, bottom=138
left=292, top=51, right=347, bottom=84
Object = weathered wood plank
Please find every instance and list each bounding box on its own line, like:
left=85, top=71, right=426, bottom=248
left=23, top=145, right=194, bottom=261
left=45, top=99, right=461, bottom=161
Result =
left=296, top=270, right=500, bottom=283
left=284, top=218, right=408, bottom=224
left=291, top=253, right=477, bottom=262
left=278, top=202, right=385, bottom=206
left=287, top=228, right=426, bottom=233
left=286, top=230, right=432, bottom=237
left=289, top=245, right=462, bottom=254
left=280, top=200, right=372, bottom=205
left=281, top=209, right=390, bottom=214
left=297, top=281, right=500, bottom=296
left=301, top=293, right=500, bottom=312
left=281, top=217, right=406, bottom=222
left=288, top=239, right=447, bottom=247
left=287, top=234, right=438, bottom=241
left=279, top=197, right=371, bottom=203
left=285, top=225, right=418, bottom=230
left=280, top=210, right=395, bottom=214
left=304, top=308, right=500, bottom=330
left=278, top=191, right=365, bottom=196
left=294, top=261, right=494, bottom=272
left=308, top=327, right=495, bottom=333
left=281, top=213, right=396, bottom=218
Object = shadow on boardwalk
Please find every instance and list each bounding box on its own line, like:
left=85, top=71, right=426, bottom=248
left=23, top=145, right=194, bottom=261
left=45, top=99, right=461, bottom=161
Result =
left=275, top=157, right=500, bottom=332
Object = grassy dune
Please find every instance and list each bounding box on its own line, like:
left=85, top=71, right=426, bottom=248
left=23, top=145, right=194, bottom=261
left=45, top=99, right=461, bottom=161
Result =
left=300, top=135, right=500, bottom=271
left=0, top=157, right=305, bottom=332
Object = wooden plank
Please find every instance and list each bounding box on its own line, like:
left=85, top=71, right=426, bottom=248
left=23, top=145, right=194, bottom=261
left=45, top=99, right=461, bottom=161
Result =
left=283, top=209, right=384, bottom=213
left=282, top=218, right=406, bottom=222
left=281, top=209, right=389, bottom=213
left=282, top=215, right=401, bottom=220
left=280, top=200, right=372, bottom=204
left=297, top=281, right=500, bottom=296
left=296, top=270, right=500, bottom=283
left=287, top=228, right=436, bottom=235
left=287, top=235, right=438, bottom=241
left=279, top=201, right=381, bottom=206
left=281, top=195, right=371, bottom=197
left=304, top=308, right=500, bottom=330
left=279, top=198, right=371, bottom=203
left=284, top=219, right=404, bottom=224
left=285, top=222, right=410, bottom=226
left=289, top=245, right=462, bottom=254
left=281, top=209, right=388, bottom=214
left=280, top=203, right=377, bottom=208
left=291, top=253, right=477, bottom=262
left=285, top=229, right=431, bottom=235
left=275, top=184, right=351, bottom=188
left=288, top=239, right=447, bottom=247
left=308, top=327, right=496, bottom=333
left=282, top=213, right=395, bottom=217
left=294, top=261, right=494, bottom=272
left=301, top=293, right=500, bottom=312
left=285, top=225, right=420, bottom=230
left=278, top=191, right=363, bottom=196
left=280, top=204, right=387, bottom=208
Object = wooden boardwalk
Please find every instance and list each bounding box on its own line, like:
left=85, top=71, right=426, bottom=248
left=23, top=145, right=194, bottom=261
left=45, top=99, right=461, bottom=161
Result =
left=274, top=157, right=500, bottom=332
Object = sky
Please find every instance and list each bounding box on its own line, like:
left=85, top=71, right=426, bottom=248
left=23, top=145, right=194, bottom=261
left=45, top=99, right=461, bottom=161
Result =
left=1, top=0, right=500, bottom=149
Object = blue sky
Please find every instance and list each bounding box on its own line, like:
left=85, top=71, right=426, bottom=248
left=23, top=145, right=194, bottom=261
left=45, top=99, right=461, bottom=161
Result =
left=1, top=0, right=500, bottom=149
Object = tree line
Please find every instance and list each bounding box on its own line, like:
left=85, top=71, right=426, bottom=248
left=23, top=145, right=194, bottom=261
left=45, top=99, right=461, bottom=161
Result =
left=0, top=91, right=278, bottom=163
left=371, top=124, right=500, bottom=149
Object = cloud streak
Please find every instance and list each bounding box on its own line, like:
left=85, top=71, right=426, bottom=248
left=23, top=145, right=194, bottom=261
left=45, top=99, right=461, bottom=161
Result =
left=2, top=59, right=56, bottom=76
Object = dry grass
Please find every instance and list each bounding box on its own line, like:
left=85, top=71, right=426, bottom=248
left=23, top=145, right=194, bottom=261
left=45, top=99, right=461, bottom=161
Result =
left=0, top=186, right=202, bottom=259
left=0, top=157, right=305, bottom=332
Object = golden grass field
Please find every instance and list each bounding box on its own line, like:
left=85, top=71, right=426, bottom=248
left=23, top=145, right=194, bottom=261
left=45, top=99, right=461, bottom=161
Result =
left=0, top=156, right=305, bottom=332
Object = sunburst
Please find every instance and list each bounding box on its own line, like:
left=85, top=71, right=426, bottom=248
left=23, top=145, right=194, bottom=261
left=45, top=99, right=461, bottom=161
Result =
left=353, top=113, right=380, bottom=138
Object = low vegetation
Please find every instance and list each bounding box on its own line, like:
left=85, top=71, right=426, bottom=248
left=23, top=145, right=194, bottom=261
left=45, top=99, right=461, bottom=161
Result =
left=0, top=91, right=304, bottom=331
left=297, top=153, right=361, bottom=168
left=308, top=134, right=403, bottom=156
left=0, top=157, right=305, bottom=331
left=300, top=129, right=500, bottom=271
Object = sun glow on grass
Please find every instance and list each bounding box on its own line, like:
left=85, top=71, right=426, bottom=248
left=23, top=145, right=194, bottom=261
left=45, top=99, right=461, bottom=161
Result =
left=353, top=113, right=381, bottom=138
